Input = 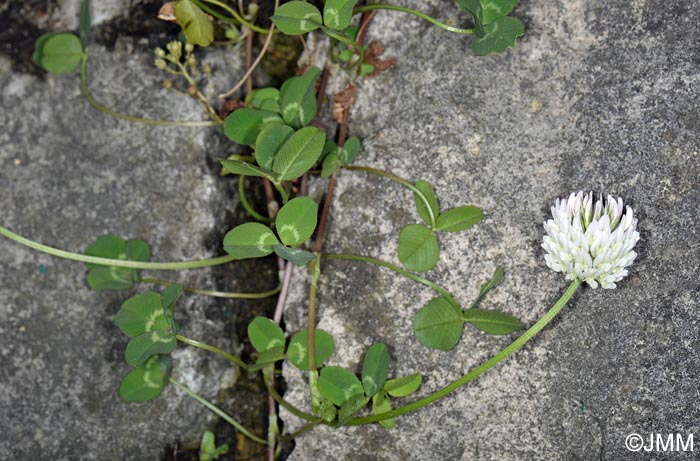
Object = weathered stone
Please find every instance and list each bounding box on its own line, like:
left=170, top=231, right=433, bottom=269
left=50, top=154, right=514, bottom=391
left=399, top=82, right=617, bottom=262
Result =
left=0, top=35, right=253, bottom=460
left=282, top=0, right=700, bottom=460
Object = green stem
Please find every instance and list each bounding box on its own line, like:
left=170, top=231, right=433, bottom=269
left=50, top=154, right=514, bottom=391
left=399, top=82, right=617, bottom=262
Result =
left=347, top=279, right=582, bottom=425
left=169, top=377, right=267, bottom=444
left=264, top=373, right=321, bottom=423
left=176, top=334, right=248, bottom=370
left=272, top=181, right=289, bottom=204
left=192, top=0, right=239, bottom=24
left=344, top=165, right=436, bottom=229
left=238, top=176, right=273, bottom=223
left=0, top=225, right=236, bottom=270
left=142, top=277, right=280, bottom=299
left=80, top=53, right=218, bottom=127
left=227, top=154, right=255, bottom=163
left=353, top=4, right=475, bottom=35
left=281, top=421, right=320, bottom=443
left=322, top=26, right=363, bottom=52
left=321, top=253, right=459, bottom=309
left=196, top=0, right=269, bottom=34
left=307, top=271, right=319, bottom=373
left=307, top=257, right=323, bottom=412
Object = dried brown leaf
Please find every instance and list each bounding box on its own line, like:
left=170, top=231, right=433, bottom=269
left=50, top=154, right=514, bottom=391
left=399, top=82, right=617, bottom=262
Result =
left=332, top=85, right=357, bottom=124
left=219, top=98, right=245, bottom=119
left=363, top=40, right=397, bottom=77
left=157, top=2, right=177, bottom=22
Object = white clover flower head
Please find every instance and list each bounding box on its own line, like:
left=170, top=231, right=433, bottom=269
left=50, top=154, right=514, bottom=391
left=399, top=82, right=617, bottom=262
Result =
left=542, top=191, right=640, bottom=289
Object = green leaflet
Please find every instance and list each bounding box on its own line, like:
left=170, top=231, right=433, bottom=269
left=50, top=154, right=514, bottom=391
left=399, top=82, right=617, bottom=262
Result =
left=323, top=0, right=359, bottom=31
left=272, top=126, right=326, bottom=181
left=33, top=33, right=84, bottom=74
left=119, top=355, right=171, bottom=403
left=397, top=224, right=440, bottom=272
left=84, top=235, right=150, bottom=291
left=199, top=431, right=229, bottom=461
left=223, top=109, right=283, bottom=146
left=456, top=0, right=524, bottom=55
left=318, top=366, right=364, bottom=407
left=276, top=197, right=318, bottom=246
left=435, top=206, right=483, bottom=232
left=273, top=245, right=316, bottom=266
left=463, top=308, right=522, bottom=335
left=223, top=223, right=279, bottom=259
left=384, top=373, right=422, bottom=397
left=271, top=2, right=323, bottom=35
left=279, top=67, right=321, bottom=128
left=472, top=16, right=525, bottom=56
left=247, top=317, right=285, bottom=353
left=287, top=330, right=335, bottom=370
left=125, top=330, right=177, bottom=366
left=414, top=181, right=440, bottom=227
left=255, top=123, right=294, bottom=170
left=413, top=297, right=464, bottom=350
left=361, top=343, right=390, bottom=398
left=175, top=0, right=214, bottom=46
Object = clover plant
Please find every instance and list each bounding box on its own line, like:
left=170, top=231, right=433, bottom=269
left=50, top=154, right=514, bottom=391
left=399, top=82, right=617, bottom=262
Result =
left=0, top=1, right=641, bottom=459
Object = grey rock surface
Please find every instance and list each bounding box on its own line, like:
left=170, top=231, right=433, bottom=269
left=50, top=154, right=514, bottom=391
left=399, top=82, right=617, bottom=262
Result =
left=0, top=37, right=253, bottom=459
left=282, top=0, right=700, bottom=460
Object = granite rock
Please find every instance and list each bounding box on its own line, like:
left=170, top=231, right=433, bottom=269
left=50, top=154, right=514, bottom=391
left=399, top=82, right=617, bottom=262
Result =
left=282, top=0, right=700, bottom=460
left=0, top=33, right=255, bottom=461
